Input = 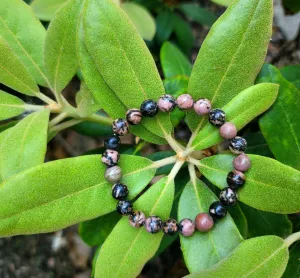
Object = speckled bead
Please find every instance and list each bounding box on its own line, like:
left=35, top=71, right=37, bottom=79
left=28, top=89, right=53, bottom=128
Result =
left=209, top=201, right=227, bottom=219
left=162, top=218, right=178, bottom=236
left=112, top=118, right=129, bottom=136
left=112, top=183, right=129, bottom=200
left=145, top=216, right=162, bottom=234
left=104, top=135, right=120, bottom=150
left=178, top=218, right=195, bottom=237
left=129, top=211, right=146, bottom=228
left=140, top=100, right=159, bottom=117
left=126, top=109, right=142, bottom=125
left=177, top=94, right=194, bottom=110
left=227, top=170, right=246, bottom=190
left=158, top=94, right=176, bottom=112
left=195, top=213, right=214, bottom=232
left=104, top=166, right=122, bottom=183
left=194, top=98, right=211, bottom=115
left=209, top=108, right=226, bottom=127
left=220, top=187, right=238, bottom=206
left=233, top=154, right=251, bottom=172
left=220, top=122, right=237, bottom=140
left=101, top=149, right=120, bottom=167
left=229, top=136, right=247, bottom=154
left=116, top=200, right=133, bottom=215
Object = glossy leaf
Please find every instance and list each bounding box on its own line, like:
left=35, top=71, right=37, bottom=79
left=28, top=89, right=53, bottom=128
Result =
left=155, top=11, right=174, bottom=45
left=187, top=0, right=273, bottom=132
left=30, top=0, right=68, bottom=21
left=178, top=179, right=243, bottom=273
left=191, top=83, right=278, bottom=151
left=0, top=155, right=155, bottom=236
left=0, top=91, right=25, bottom=120
left=0, top=120, right=18, bottom=133
left=199, top=154, right=300, bottom=214
left=210, top=0, right=234, bottom=7
left=185, top=236, right=289, bottom=278
left=95, top=176, right=174, bottom=278
left=280, top=65, right=300, bottom=89
left=244, top=131, right=273, bottom=157
left=163, top=76, right=189, bottom=96
left=0, top=110, right=49, bottom=180
left=147, top=151, right=175, bottom=176
left=228, top=204, right=248, bottom=239
left=282, top=242, right=300, bottom=278
left=72, top=121, right=112, bottom=137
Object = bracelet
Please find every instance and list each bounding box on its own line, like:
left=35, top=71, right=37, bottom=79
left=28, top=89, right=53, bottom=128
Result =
left=101, top=94, right=251, bottom=236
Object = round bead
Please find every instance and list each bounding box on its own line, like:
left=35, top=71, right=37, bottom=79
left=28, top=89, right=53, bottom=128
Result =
left=194, top=98, right=211, bottom=115
left=209, top=201, right=227, bottom=219
left=104, top=166, right=122, bottom=183
left=162, top=218, right=178, bottom=236
left=116, top=200, right=133, bottom=215
left=140, top=100, right=158, bottom=117
left=219, top=122, right=237, bottom=140
left=112, top=118, right=129, bottom=136
left=177, top=94, right=194, bottom=110
left=233, top=154, right=251, bottom=172
left=219, top=187, right=238, bottom=206
left=229, top=136, right=247, bottom=154
left=227, top=170, right=246, bottom=190
left=126, top=109, right=142, bottom=125
left=195, top=213, right=214, bottom=232
left=129, top=211, right=146, bottom=228
left=145, top=216, right=162, bottom=234
left=112, top=183, right=129, bottom=200
left=101, top=149, right=120, bottom=167
left=178, top=218, right=195, bottom=237
left=209, top=108, right=226, bottom=127
left=158, top=94, right=176, bottom=112
left=104, top=135, right=120, bottom=150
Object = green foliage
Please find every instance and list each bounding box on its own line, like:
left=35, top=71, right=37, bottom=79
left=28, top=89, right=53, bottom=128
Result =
left=0, top=91, right=25, bottom=121
left=210, top=0, right=234, bottom=7
left=282, top=242, right=300, bottom=278
left=280, top=65, right=300, bottom=89
left=155, top=11, right=174, bottom=45
left=30, top=0, right=67, bottom=21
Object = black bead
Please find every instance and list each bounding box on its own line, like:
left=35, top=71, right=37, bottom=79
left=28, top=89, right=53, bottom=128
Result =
left=209, top=108, right=226, bottom=127
left=227, top=170, right=246, bottom=190
left=104, top=135, right=120, bottom=150
left=140, top=100, right=158, bottom=117
left=112, top=183, right=129, bottom=200
left=116, top=200, right=133, bottom=215
left=219, top=187, right=238, bottom=206
left=209, top=201, right=227, bottom=219
left=229, top=136, right=247, bottom=154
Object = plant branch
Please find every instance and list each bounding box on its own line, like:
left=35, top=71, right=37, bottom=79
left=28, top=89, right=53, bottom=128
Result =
left=152, top=156, right=177, bottom=169
left=188, top=163, right=197, bottom=185
left=36, top=92, right=56, bottom=105
left=49, top=112, right=68, bottom=128
left=83, top=113, right=113, bottom=126
left=284, top=231, right=300, bottom=247
left=49, top=119, right=83, bottom=134
left=168, top=160, right=185, bottom=182
left=187, top=156, right=201, bottom=167
left=164, top=134, right=184, bottom=153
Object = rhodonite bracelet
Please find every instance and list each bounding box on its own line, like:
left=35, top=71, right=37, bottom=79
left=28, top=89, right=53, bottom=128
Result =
left=101, top=94, right=251, bottom=236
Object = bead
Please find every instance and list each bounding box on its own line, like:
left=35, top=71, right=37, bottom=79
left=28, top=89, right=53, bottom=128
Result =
left=220, top=122, right=237, bottom=140
left=219, top=187, right=238, bottom=206
left=112, top=118, right=129, bottom=136
left=112, top=183, right=129, bottom=200
left=158, top=94, right=176, bottom=112
left=145, top=216, right=162, bottom=234
left=162, top=218, right=178, bottom=236
left=195, top=213, right=214, bottom=232
left=116, top=200, right=133, bottom=215
left=229, top=136, right=247, bottom=154
left=129, top=211, right=146, bottom=228
left=104, top=166, right=122, bottom=183
left=194, top=98, right=211, bottom=115
left=104, top=135, right=120, bottom=150
left=209, top=108, right=226, bottom=127
left=177, top=94, right=194, bottom=110
left=178, top=218, right=195, bottom=237
left=209, top=201, right=227, bottom=219
left=227, top=170, right=246, bottom=190
left=126, top=109, right=142, bottom=125
left=140, top=100, right=158, bottom=117
left=233, top=154, right=251, bottom=172
left=101, top=149, right=120, bottom=167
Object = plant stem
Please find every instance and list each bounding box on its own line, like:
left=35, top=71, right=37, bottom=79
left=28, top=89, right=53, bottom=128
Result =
left=152, top=156, right=177, bottom=169
left=49, top=119, right=83, bottom=134
left=284, top=231, right=300, bottom=247
left=49, top=112, right=68, bottom=128
left=84, top=113, right=113, bottom=126
left=188, top=163, right=197, bottom=185
left=168, top=160, right=185, bottom=182
left=187, top=156, right=201, bottom=167
left=36, top=92, right=56, bottom=105
left=164, top=134, right=184, bottom=153
left=25, top=104, right=47, bottom=112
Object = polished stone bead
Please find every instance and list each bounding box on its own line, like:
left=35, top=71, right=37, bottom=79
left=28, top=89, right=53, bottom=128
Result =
left=116, top=200, right=133, bottom=215
left=158, top=94, right=176, bottom=112
left=104, top=135, right=120, bottom=150
left=101, top=149, right=120, bottom=167
left=112, top=118, right=129, bottom=136
left=104, top=166, right=122, bottom=183
left=229, top=136, right=247, bottom=154
left=233, top=154, right=251, bottom=172
left=140, top=100, right=158, bottom=117
left=145, top=216, right=162, bottom=234
left=195, top=213, right=214, bottom=232
left=209, top=108, right=226, bottom=127
left=129, top=211, right=146, bottom=228
left=227, top=170, right=246, bottom=190
left=209, top=201, right=227, bottom=219
left=162, top=218, right=178, bottom=236
left=178, top=218, right=195, bottom=237
left=220, top=122, right=237, bottom=139
left=194, top=98, right=211, bottom=115
left=112, top=183, right=129, bottom=200
left=177, top=94, right=194, bottom=110
left=220, top=187, right=238, bottom=206
left=126, top=109, right=142, bottom=125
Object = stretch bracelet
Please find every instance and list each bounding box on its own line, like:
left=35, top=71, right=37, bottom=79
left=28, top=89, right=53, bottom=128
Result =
left=101, top=94, right=251, bottom=236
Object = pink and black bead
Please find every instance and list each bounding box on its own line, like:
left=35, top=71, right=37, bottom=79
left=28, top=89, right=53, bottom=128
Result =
left=112, top=118, right=129, bottom=136
left=209, top=108, right=226, bottom=127
left=129, top=211, right=146, bottom=228
left=140, top=99, right=159, bottom=117
left=126, top=109, right=142, bottom=125
left=102, top=149, right=120, bottom=167
left=145, top=216, right=162, bottom=234
left=177, top=94, right=194, bottom=110
left=162, top=218, right=178, bottom=236
left=112, top=183, right=129, bottom=200
left=158, top=94, right=176, bottom=112
left=116, top=200, right=133, bottom=215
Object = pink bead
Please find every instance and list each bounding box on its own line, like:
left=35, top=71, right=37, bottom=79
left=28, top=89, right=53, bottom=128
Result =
left=178, top=218, right=195, bottom=237
left=158, top=94, right=176, bottom=112
left=195, top=213, right=214, bottom=232
left=233, top=154, right=251, bottom=172
left=220, top=122, right=237, bottom=139
left=194, top=98, right=211, bottom=115
left=177, top=94, right=194, bottom=110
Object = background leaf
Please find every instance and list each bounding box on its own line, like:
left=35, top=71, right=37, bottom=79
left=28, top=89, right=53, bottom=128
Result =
left=243, top=131, right=273, bottom=157
left=210, top=0, right=234, bottom=7
left=155, top=11, right=174, bottom=45
left=280, top=65, right=300, bottom=89
left=228, top=204, right=248, bottom=239
left=0, top=91, right=25, bottom=121
left=282, top=242, right=300, bottom=278
left=31, top=0, right=68, bottom=21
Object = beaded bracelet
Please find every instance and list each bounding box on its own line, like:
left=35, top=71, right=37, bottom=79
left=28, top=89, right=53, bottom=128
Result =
left=101, top=94, right=251, bottom=236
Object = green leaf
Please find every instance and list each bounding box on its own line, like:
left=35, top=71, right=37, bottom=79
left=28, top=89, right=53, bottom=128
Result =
left=160, top=42, right=192, bottom=79
left=0, top=91, right=25, bottom=120
left=257, top=64, right=300, bottom=170
left=30, top=0, right=68, bottom=21
left=244, top=131, right=273, bottom=157
left=191, top=83, right=278, bottom=151
left=163, top=76, right=189, bottom=96
left=155, top=11, right=174, bottom=45
left=95, top=176, right=174, bottom=278
left=282, top=242, right=300, bottom=278
left=199, top=154, right=300, bottom=214
left=72, top=121, right=112, bottom=137
left=0, top=154, right=155, bottom=236
left=147, top=151, right=175, bottom=175
left=186, top=0, right=273, bottom=132
left=121, top=3, right=156, bottom=41
left=0, top=120, right=18, bottom=133
left=185, top=236, right=289, bottom=278
left=0, top=110, right=49, bottom=180
left=178, top=179, right=243, bottom=273
left=228, top=204, right=248, bottom=239
left=210, top=0, right=234, bottom=7
left=280, top=65, right=300, bottom=89
left=283, top=0, right=300, bottom=13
